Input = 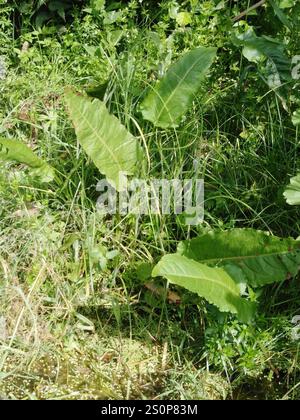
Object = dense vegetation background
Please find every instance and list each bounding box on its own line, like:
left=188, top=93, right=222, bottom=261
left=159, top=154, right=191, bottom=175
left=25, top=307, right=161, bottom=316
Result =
left=0, top=0, right=300, bottom=399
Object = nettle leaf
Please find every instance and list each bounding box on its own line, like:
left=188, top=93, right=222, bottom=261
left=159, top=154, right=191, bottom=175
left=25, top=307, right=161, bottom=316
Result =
left=140, top=47, right=217, bottom=128
left=65, top=90, right=142, bottom=191
left=0, top=137, right=54, bottom=182
left=178, top=229, right=300, bottom=288
left=152, top=254, right=256, bottom=323
left=234, top=30, right=292, bottom=109
left=284, top=174, right=300, bottom=205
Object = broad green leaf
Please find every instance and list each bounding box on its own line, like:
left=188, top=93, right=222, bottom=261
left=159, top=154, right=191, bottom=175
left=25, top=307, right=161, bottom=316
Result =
left=234, top=30, right=292, bottom=109
left=178, top=229, right=300, bottom=287
left=0, top=137, right=54, bottom=182
left=140, top=47, right=217, bottom=128
left=152, top=254, right=256, bottom=322
left=292, top=109, right=300, bottom=126
left=284, top=174, right=300, bottom=205
left=65, top=91, right=142, bottom=191
left=269, top=0, right=293, bottom=30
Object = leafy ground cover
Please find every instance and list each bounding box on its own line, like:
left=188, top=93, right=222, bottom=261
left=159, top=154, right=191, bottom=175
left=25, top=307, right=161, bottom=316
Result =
left=0, top=0, right=300, bottom=400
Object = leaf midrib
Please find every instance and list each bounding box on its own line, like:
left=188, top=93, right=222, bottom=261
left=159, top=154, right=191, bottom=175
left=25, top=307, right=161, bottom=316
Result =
left=164, top=261, right=238, bottom=295
left=77, top=103, right=125, bottom=173
left=155, top=49, right=214, bottom=122
left=188, top=248, right=300, bottom=265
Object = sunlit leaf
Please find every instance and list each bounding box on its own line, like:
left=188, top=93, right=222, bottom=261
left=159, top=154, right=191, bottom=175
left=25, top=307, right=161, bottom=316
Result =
left=176, top=11, right=192, bottom=27
left=284, top=173, right=300, bottom=205
left=292, top=109, right=300, bottom=126
left=140, top=47, right=217, bottom=128
left=178, top=229, right=300, bottom=287
left=153, top=254, right=256, bottom=322
left=65, top=90, right=142, bottom=191
left=0, top=137, right=54, bottom=182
